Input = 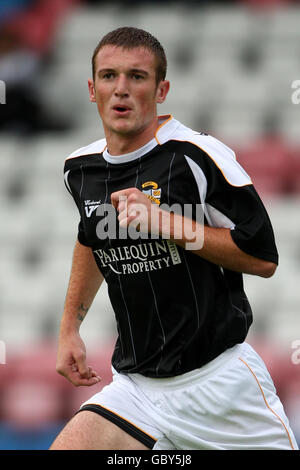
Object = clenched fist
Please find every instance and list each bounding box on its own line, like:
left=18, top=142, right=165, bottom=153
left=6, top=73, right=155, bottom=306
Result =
left=111, top=187, right=162, bottom=235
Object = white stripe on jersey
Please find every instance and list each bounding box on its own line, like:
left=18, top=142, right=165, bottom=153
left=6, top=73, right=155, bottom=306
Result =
left=66, top=138, right=107, bottom=160
left=187, top=135, right=252, bottom=187
left=156, top=116, right=253, bottom=187
left=64, top=169, right=72, bottom=194
left=205, top=204, right=235, bottom=230
left=185, top=155, right=235, bottom=230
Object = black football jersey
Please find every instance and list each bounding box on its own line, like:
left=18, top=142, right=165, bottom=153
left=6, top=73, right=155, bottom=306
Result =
left=64, top=115, right=278, bottom=378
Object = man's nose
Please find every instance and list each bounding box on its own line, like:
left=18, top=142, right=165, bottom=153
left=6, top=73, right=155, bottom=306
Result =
left=114, top=74, right=129, bottom=97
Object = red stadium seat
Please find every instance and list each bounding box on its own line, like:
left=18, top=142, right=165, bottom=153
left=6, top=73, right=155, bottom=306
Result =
left=0, top=341, right=69, bottom=429
left=248, top=336, right=296, bottom=403
left=235, top=137, right=294, bottom=198
left=0, top=340, right=115, bottom=429
left=4, top=0, right=80, bottom=54
left=0, top=340, right=116, bottom=424
left=289, top=147, right=300, bottom=193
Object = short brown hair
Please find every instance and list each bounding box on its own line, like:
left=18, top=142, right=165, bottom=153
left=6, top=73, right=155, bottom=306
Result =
left=92, top=27, right=167, bottom=85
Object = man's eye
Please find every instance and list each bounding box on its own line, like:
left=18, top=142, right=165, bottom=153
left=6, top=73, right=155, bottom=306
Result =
left=132, top=74, right=143, bottom=80
left=103, top=73, right=114, bottom=79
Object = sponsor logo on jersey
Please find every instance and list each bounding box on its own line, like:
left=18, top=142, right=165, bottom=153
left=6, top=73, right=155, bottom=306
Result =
left=94, top=239, right=181, bottom=275
left=84, top=199, right=101, bottom=217
left=141, top=181, right=161, bottom=205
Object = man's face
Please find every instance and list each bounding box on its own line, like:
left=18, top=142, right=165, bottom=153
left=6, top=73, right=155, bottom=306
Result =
left=88, top=45, right=169, bottom=138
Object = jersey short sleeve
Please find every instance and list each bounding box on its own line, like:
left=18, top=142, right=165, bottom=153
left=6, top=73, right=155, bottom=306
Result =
left=227, top=186, right=278, bottom=264
left=77, top=220, right=90, bottom=247
left=183, top=136, right=279, bottom=265
left=63, top=137, right=107, bottom=248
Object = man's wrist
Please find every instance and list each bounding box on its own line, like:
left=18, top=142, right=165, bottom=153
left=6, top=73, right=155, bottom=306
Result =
left=60, top=314, right=82, bottom=335
left=159, top=210, right=204, bottom=251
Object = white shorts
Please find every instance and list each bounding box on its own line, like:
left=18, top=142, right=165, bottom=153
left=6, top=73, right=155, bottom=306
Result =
left=78, top=342, right=298, bottom=450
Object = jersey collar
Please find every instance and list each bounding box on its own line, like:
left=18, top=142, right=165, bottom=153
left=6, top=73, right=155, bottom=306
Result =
left=102, top=115, right=179, bottom=164
left=155, top=114, right=180, bottom=145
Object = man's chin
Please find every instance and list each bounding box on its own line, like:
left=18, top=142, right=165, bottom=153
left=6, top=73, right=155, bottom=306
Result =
left=111, top=121, right=138, bottom=136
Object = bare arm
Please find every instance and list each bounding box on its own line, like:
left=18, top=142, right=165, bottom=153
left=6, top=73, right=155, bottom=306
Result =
left=111, top=188, right=277, bottom=279
left=165, top=211, right=277, bottom=278
left=56, top=239, right=104, bottom=386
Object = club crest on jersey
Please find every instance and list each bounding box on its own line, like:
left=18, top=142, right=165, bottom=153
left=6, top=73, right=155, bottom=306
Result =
left=141, top=181, right=161, bottom=205
left=84, top=199, right=101, bottom=217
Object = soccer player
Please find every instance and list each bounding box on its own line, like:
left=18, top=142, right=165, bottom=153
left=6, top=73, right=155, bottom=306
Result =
left=50, top=27, right=298, bottom=450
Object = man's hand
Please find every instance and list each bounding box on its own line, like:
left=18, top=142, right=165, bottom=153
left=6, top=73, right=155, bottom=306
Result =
left=110, top=187, right=202, bottom=248
left=111, top=187, right=161, bottom=235
left=56, top=331, right=101, bottom=387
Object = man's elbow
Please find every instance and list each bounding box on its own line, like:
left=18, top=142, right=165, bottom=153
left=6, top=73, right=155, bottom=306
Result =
left=258, top=261, right=278, bottom=278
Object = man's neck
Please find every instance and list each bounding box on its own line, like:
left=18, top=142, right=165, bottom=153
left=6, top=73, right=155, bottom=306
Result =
left=105, top=116, right=159, bottom=156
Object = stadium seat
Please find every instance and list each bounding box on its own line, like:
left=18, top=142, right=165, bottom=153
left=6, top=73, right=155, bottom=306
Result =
left=211, top=106, right=265, bottom=145
left=56, top=3, right=119, bottom=46
left=5, top=0, right=79, bottom=54
left=196, top=7, right=253, bottom=42
left=289, top=147, right=300, bottom=192
left=267, top=6, right=300, bottom=38
left=248, top=335, right=300, bottom=408
left=235, top=137, right=294, bottom=197
left=279, top=106, right=300, bottom=145
left=0, top=342, right=69, bottom=429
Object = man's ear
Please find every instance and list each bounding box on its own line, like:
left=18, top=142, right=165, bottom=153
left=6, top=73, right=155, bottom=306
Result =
left=88, top=79, right=96, bottom=102
left=156, top=80, right=170, bottom=104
